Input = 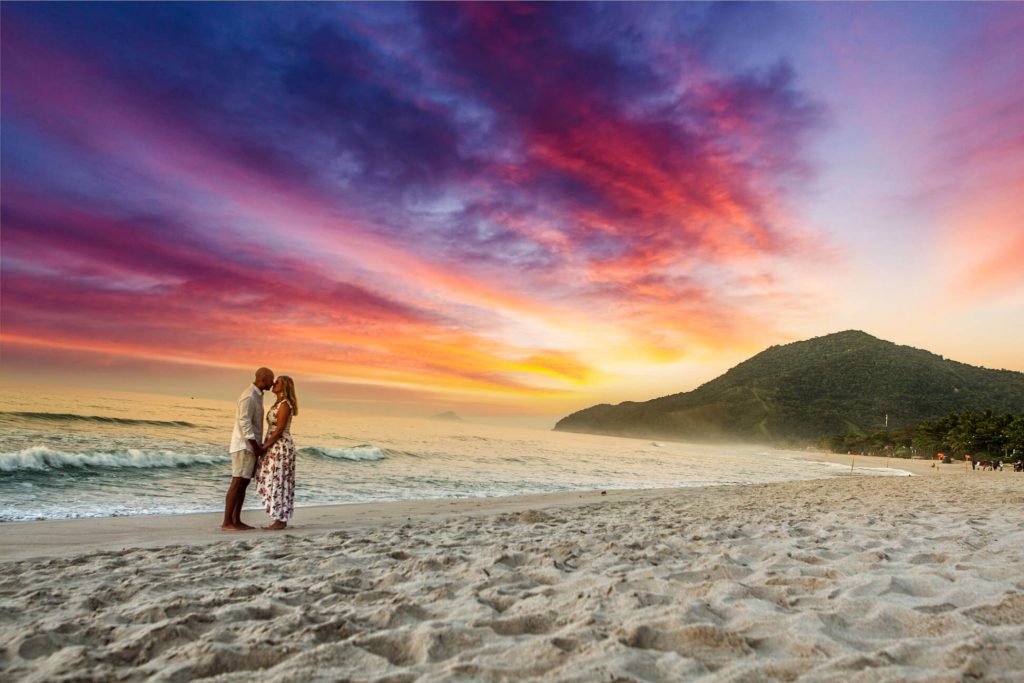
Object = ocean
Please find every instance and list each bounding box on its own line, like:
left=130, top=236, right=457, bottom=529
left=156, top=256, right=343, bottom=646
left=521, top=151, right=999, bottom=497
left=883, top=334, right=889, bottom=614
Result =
left=0, top=387, right=910, bottom=522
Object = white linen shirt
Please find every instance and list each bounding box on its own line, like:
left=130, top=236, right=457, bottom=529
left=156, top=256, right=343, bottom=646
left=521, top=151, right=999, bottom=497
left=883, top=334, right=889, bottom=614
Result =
left=229, top=384, right=265, bottom=454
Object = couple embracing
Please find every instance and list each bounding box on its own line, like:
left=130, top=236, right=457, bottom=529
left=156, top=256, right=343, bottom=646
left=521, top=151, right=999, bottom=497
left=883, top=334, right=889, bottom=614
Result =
left=222, top=367, right=299, bottom=531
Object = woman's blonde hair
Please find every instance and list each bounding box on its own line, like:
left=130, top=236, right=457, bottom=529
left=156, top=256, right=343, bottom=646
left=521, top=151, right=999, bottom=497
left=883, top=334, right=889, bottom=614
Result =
left=277, top=375, right=299, bottom=416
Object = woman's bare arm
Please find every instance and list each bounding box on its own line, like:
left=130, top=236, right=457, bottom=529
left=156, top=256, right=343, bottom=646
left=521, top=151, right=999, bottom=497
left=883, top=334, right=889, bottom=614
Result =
left=262, top=401, right=292, bottom=450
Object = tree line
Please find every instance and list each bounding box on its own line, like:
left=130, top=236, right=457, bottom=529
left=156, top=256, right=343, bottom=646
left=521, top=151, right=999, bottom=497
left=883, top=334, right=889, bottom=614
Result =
left=822, top=410, right=1024, bottom=461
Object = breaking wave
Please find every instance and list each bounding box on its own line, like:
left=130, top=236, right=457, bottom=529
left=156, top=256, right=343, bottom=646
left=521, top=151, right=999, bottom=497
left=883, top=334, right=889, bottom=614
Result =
left=0, top=446, right=226, bottom=472
left=299, top=445, right=388, bottom=462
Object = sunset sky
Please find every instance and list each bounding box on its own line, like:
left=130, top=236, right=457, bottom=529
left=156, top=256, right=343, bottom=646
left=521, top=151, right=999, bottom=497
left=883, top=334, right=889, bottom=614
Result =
left=2, top=3, right=1022, bottom=419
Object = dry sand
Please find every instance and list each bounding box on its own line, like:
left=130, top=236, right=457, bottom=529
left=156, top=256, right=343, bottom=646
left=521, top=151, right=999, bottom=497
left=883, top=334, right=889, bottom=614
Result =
left=1, top=459, right=1022, bottom=682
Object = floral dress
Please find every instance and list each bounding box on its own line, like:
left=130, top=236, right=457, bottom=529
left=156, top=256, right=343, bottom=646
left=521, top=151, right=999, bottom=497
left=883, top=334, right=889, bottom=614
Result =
left=255, top=400, right=295, bottom=522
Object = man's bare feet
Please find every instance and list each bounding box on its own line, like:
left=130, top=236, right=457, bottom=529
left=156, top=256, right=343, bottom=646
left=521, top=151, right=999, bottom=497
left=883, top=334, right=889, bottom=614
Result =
left=262, top=520, right=287, bottom=531
left=237, top=522, right=255, bottom=530
left=220, top=524, right=250, bottom=531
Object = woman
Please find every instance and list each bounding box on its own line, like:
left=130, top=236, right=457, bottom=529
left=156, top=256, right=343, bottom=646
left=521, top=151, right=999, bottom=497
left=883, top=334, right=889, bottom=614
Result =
left=255, top=375, right=298, bottom=530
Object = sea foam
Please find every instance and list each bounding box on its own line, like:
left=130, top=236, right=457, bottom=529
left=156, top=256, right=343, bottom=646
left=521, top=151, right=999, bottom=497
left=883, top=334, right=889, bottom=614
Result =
left=0, top=446, right=227, bottom=472
left=299, top=445, right=388, bottom=461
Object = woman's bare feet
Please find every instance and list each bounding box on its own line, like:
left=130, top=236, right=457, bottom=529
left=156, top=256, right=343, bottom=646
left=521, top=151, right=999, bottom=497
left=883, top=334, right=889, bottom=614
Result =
left=262, top=520, right=287, bottom=531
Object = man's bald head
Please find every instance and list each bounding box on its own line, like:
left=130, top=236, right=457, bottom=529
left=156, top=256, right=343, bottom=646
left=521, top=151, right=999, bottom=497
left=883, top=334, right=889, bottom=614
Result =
left=254, top=367, right=275, bottom=391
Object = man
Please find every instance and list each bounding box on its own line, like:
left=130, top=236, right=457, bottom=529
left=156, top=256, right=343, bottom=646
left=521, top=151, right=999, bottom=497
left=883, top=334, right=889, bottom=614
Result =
left=222, top=367, right=274, bottom=531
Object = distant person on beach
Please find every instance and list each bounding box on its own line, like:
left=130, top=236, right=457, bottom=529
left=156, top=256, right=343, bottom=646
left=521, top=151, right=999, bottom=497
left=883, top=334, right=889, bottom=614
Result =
left=222, top=367, right=274, bottom=531
left=255, top=375, right=299, bottom=530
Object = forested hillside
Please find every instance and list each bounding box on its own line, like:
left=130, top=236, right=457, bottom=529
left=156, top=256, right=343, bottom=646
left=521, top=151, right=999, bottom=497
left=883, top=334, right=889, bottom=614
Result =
left=555, top=331, right=1024, bottom=444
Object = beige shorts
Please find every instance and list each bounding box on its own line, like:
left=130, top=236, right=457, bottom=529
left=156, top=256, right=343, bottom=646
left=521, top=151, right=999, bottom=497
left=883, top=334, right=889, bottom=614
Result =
left=231, top=449, right=257, bottom=479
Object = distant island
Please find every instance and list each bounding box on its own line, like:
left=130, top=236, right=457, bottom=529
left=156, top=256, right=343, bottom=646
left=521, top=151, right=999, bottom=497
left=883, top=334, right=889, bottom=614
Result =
left=430, top=410, right=467, bottom=422
left=555, top=330, right=1024, bottom=445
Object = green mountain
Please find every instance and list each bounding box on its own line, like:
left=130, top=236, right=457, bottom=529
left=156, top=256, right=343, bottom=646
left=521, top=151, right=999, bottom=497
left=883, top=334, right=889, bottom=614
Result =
left=554, top=331, right=1024, bottom=444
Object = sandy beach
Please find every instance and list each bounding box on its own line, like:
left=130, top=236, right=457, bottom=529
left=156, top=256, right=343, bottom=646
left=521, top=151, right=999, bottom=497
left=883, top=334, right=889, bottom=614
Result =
left=2, top=458, right=1022, bottom=682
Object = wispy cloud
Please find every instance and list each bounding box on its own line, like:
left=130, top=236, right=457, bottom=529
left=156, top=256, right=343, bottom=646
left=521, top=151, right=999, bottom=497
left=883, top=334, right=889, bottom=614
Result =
left=4, top=3, right=1018, bottom=411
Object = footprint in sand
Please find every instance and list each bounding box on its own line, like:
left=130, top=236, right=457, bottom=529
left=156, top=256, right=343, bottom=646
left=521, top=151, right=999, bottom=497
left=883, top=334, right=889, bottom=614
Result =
left=355, top=625, right=486, bottom=666
left=16, top=632, right=63, bottom=660
left=477, top=611, right=557, bottom=636
left=620, top=622, right=753, bottom=669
